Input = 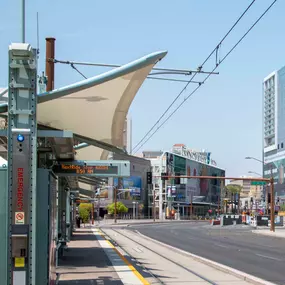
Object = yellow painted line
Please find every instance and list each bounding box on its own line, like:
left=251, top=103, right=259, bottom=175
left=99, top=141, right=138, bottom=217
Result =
left=98, top=230, right=150, bottom=285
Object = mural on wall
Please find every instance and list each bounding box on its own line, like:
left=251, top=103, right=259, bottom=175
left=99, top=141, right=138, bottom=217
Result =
left=165, top=152, right=225, bottom=204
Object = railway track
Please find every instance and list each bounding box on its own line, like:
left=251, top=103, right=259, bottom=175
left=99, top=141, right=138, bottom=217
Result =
left=108, top=228, right=219, bottom=285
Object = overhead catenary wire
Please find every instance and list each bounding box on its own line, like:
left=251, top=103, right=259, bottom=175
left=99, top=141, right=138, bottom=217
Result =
left=131, top=0, right=257, bottom=154
left=132, top=0, right=277, bottom=154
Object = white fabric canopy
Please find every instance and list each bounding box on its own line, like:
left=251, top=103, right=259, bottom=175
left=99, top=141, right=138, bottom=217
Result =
left=37, top=51, right=167, bottom=158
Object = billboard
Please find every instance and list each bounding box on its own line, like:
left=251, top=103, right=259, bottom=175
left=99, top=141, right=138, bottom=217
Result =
left=165, top=152, right=225, bottom=204
left=113, top=176, right=142, bottom=200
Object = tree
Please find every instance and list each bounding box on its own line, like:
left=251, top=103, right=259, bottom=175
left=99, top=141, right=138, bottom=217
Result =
left=79, top=207, right=90, bottom=223
left=79, top=203, right=92, bottom=223
left=107, top=202, right=128, bottom=215
left=225, top=184, right=242, bottom=214
left=79, top=203, right=92, bottom=212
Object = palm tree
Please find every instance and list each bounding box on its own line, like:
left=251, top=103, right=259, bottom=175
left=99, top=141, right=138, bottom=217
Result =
left=225, top=184, right=242, bottom=214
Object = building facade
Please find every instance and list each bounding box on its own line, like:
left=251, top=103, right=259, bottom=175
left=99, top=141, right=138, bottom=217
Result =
left=142, top=144, right=225, bottom=217
left=263, top=67, right=285, bottom=198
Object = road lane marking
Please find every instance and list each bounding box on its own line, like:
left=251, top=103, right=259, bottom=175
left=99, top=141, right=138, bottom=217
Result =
left=255, top=253, right=282, bottom=261
left=214, top=243, right=230, bottom=249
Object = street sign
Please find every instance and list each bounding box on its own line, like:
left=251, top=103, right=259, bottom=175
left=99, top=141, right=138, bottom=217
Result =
left=251, top=181, right=266, bottom=186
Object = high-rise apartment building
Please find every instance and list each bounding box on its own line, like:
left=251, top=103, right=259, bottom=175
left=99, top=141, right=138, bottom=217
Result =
left=263, top=66, right=285, bottom=197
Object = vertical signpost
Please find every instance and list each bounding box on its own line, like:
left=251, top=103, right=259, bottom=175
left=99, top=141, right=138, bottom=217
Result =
left=8, top=44, right=37, bottom=285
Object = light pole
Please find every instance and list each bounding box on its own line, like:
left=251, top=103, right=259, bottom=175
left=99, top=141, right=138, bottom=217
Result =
left=246, top=156, right=275, bottom=230
left=177, top=203, right=180, bottom=220
left=132, top=201, right=136, bottom=219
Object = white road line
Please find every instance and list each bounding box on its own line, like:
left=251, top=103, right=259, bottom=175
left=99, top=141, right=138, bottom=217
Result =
left=255, top=253, right=282, bottom=261
left=214, top=243, right=230, bottom=249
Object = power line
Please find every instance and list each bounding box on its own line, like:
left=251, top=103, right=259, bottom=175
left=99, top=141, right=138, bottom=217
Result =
left=133, top=0, right=277, bottom=154
left=131, top=0, right=256, bottom=153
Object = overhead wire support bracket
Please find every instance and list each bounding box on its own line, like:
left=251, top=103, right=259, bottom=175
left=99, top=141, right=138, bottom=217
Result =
left=49, top=58, right=219, bottom=75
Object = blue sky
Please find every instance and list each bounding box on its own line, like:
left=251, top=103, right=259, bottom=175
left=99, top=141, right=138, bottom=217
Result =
left=0, top=0, right=283, bottom=177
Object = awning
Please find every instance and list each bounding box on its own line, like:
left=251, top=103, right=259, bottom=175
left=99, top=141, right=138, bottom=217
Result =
left=37, top=51, right=167, bottom=158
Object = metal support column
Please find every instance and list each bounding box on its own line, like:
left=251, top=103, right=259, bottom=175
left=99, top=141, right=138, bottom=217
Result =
left=7, top=44, right=37, bottom=285
left=65, top=188, right=70, bottom=242
left=159, top=156, right=164, bottom=220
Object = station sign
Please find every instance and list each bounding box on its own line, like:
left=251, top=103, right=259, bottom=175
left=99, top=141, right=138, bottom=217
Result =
left=52, top=160, right=131, bottom=177
left=53, top=164, right=118, bottom=175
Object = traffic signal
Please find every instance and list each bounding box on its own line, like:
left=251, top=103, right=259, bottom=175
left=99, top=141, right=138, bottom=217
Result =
left=175, top=172, right=181, bottom=185
left=146, top=172, right=152, bottom=184
left=161, top=172, right=168, bottom=181
left=268, top=193, right=271, bottom=203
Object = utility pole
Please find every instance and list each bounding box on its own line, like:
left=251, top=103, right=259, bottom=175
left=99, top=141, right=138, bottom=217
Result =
left=45, top=38, right=56, bottom=91
left=270, top=177, right=275, bottom=232
left=153, top=188, right=155, bottom=222
left=190, top=192, right=193, bottom=218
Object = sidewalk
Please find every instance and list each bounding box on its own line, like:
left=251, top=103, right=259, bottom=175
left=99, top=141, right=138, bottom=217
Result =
left=57, top=227, right=124, bottom=284
left=57, top=226, right=152, bottom=284
left=253, top=228, right=285, bottom=238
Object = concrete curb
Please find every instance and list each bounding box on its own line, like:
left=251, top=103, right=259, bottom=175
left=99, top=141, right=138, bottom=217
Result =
left=104, top=220, right=207, bottom=226
left=136, top=230, right=277, bottom=285
left=252, top=230, right=285, bottom=239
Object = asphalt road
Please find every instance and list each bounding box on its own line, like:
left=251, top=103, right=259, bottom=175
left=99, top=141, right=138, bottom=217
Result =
left=126, top=222, right=285, bottom=285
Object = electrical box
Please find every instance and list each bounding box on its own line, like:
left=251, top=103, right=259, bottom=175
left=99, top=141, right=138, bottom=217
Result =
left=12, top=235, right=28, bottom=257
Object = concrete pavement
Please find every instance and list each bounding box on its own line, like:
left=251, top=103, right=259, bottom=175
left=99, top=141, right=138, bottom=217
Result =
left=101, top=227, right=267, bottom=285
left=253, top=228, right=285, bottom=238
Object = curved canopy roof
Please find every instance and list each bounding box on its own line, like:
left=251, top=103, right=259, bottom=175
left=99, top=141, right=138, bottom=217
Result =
left=37, top=51, right=167, bottom=157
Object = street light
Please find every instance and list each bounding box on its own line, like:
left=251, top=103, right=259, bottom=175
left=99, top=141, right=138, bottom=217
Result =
left=248, top=171, right=262, bottom=177
left=245, top=156, right=264, bottom=164
left=246, top=157, right=275, bottom=232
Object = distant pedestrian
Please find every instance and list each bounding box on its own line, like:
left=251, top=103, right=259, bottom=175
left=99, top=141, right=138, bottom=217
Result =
left=76, top=214, right=81, bottom=228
